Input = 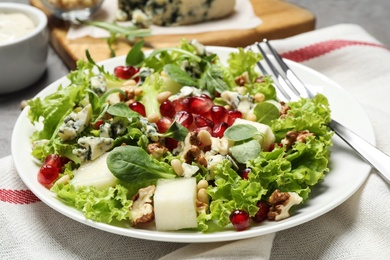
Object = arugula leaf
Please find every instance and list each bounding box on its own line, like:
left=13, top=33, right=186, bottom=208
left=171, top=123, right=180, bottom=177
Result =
left=199, top=65, right=229, bottom=94
left=81, top=21, right=151, bottom=56
left=163, top=64, right=197, bottom=86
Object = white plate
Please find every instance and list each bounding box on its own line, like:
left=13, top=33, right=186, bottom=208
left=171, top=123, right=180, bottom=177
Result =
left=11, top=46, right=374, bottom=243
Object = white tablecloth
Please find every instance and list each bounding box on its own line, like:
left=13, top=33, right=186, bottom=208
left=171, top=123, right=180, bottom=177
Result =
left=1, top=24, right=389, bottom=259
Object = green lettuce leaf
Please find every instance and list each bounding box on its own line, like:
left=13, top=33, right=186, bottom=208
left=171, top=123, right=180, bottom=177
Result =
left=51, top=183, right=132, bottom=223
left=203, top=160, right=267, bottom=229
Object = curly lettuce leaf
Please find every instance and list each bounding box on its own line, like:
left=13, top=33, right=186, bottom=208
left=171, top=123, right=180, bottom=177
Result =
left=271, top=94, right=332, bottom=141
left=201, top=160, right=266, bottom=230
left=51, top=183, right=132, bottom=223
left=227, top=48, right=262, bottom=82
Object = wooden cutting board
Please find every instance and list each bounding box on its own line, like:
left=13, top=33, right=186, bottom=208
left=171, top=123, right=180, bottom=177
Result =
left=31, top=0, right=315, bottom=70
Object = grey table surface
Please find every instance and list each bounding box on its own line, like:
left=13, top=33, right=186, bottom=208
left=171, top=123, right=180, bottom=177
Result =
left=2, top=0, right=389, bottom=159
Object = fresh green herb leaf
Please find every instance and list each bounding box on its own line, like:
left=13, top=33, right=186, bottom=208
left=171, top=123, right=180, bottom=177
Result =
left=126, top=40, right=145, bottom=66
left=82, top=20, right=151, bottom=38
left=163, top=64, right=197, bottom=86
left=85, top=49, right=96, bottom=65
left=253, top=101, right=280, bottom=125
left=230, top=139, right=261, bottom=164
left=199, top=65, right=229, bottom=94
left=107, top=103, right=139, bottom=118
left=162, top=121, right=189, bottom=141
left=80, top=21, right=151, bottom=57
left=145, top=47, right=202, bottom=64
left=99, top=88, right=126, bottom=104
left=224, top=124, right=260, bottom=141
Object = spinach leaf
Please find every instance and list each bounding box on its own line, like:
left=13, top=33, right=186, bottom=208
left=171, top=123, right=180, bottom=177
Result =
left=126, top=40, right=145, bottom=66
left=107, top=146, right=176, bottom=183
left=162, top=121, right=189, bottom=141
left=163, top=64, right=197, bottom=86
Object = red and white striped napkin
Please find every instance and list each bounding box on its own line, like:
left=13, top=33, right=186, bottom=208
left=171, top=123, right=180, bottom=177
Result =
left=2, top=24, right=390, bottom=259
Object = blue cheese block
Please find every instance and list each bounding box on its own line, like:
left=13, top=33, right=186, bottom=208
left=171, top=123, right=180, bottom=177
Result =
left=117, top=0, right=236, bottom=26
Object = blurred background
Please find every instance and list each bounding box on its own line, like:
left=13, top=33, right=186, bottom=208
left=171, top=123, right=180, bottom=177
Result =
left=287, top=0, right=390, bottom=46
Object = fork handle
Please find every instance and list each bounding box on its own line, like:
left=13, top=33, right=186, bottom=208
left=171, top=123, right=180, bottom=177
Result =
left=329, top=119, right=390, bottom=184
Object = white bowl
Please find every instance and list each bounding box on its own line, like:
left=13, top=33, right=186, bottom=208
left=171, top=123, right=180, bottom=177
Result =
left=0, top=3, right=49, bottom=94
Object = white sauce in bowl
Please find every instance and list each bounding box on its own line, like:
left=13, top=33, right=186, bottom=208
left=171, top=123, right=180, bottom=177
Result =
left=0, top=13, right=35, bottom=44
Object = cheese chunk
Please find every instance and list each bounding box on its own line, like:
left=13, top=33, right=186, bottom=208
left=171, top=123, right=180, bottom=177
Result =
left=154, top=178, right=198, bottom=231
left=73, top=136, right=114, bottom=161
left=58, top=104, right=92, bottom=141
left=117, top=0, right=236, bottom=26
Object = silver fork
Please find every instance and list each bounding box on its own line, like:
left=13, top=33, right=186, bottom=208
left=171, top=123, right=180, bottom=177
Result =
left=255, top=39, right=390, bottom=184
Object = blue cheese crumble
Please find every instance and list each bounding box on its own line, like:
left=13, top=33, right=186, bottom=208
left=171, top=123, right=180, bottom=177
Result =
left=58, top=104, right=92, bottom=141
left=73, top=136, right=114, bottom=161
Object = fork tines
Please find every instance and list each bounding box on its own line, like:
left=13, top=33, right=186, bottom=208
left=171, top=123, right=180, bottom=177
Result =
left=254, top=39, right=313, bottom=102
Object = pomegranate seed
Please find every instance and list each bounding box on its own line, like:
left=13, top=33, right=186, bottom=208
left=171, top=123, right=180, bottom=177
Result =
left=200, top=93, right=212, bottom=100
left=160, top=100, right=176, bottom=118
left=239, top=168, right=251, bottom=180
left=93, top=119, right=105, bottom=130
left=129, top=101, right=146, bottom=117
left=60, top=156, right=70, bottom=166
left=114, top=65, right=139, bottom=81
left=212, top=122, right=229, bottom=138
left=172, top=97, right=190, bottom=112
left=165, top=138, right=178, bottom=151
left=156, top=117, right=173, bottom=133
left=252, top=201, right=270, bottom=223
left=229, top=210, right=250, bottom=231
left=38, top=164, right=59, bottom=186
left=188, top=96, right=213, bottom=115
left=174, top=111, right=193, bottom=128
left=194, top=114, right=214, bottom=128
left=44, top=154, right=62, bottom=171
left=268, top=143, right=283, bottom=151
left=227, top=110, right=242, bottom=126
left=210, top=105, right=228, bottom=124
left=201, top=109, right=212, bottom=120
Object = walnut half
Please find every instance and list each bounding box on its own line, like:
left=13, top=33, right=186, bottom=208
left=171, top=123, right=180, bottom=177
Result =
left=130, top=185, right=156, bottom=226
left=267, top=189, right=303, bottom=221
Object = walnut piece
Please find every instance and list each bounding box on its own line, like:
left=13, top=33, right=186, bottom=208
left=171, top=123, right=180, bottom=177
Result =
left=179, top=132, right=208, bottom=167
left=281, top=130, right=315, bottom=148
left=267, top=189, right=303, bottom=221
left=130, top=185, right=156, bottom=226
left=147, top=142, right=168, bottom=159
left=234, top=72, right=250, bottom=86
left=280, top=101, right=291, bottom=118
left=196, top=199, right=208, bottom=214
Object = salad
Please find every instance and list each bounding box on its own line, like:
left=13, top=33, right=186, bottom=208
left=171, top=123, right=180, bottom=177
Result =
left=27, top=39, right=333, bottom=232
